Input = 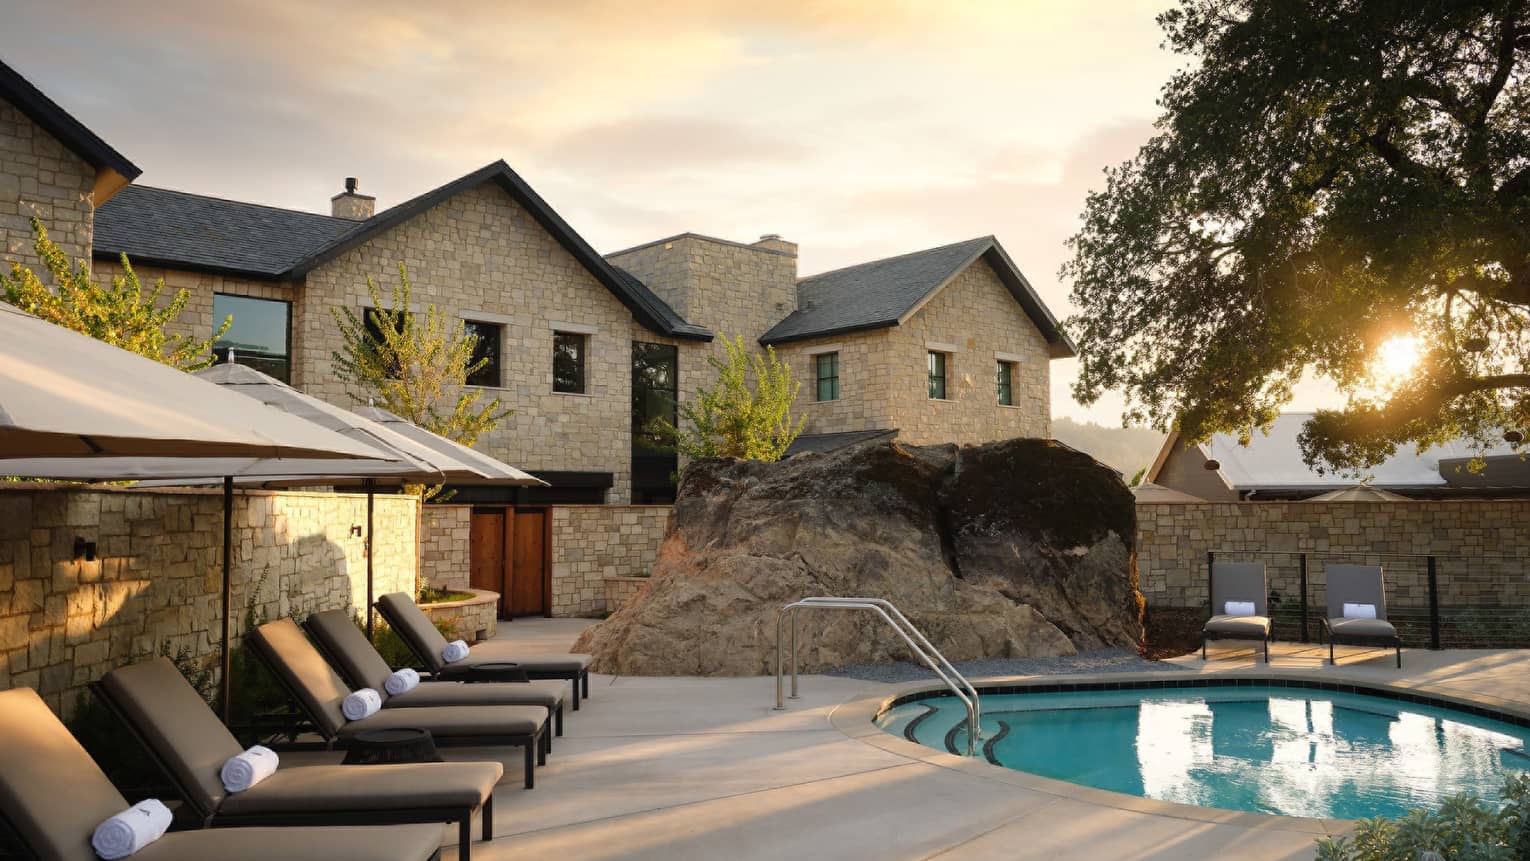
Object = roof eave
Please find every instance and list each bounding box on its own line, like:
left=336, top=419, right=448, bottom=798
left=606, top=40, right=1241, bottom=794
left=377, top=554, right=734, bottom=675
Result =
left=758, top=318, right=899, bottom=346
left=90, top=249, right=290, bottom=281
left=0, top=60, right=141, bottom=184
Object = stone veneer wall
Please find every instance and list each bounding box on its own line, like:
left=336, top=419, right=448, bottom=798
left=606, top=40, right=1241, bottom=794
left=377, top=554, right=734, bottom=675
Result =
left=549, top=505, right=670, bottom=617
left=1137, top=500, right=1530, bottom=613
left=0, top=97, right=96, bottom=271
left=93, top=259, right=295, bottom=348
left=0, top=485, right=416, bottom=715
left=420, top=505, right=471, bottom=592
left=775, top=257, right=1052, bottom=442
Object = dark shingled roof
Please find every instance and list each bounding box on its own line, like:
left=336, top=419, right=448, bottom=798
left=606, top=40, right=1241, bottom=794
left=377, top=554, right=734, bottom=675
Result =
left=95, top=186, right=352, bottom=277
left=759, top=236, right=1075, bottom=357
left=93, top=161, right=711, bottom=341
left=783, top=428, right=899, bottom=458
left=0, top=59, right=140, bottom=182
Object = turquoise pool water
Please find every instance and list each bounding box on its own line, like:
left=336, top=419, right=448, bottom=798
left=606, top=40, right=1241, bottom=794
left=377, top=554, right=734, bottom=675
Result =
left=876, top=685, right=1530, bottom=820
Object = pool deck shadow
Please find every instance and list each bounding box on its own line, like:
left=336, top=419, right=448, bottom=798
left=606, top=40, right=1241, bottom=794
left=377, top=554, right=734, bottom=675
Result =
left=327, top=621, right=1530, bottom=861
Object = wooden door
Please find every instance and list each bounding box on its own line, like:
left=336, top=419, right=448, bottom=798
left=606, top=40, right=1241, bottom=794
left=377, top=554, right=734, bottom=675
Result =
left=507, top=508, right=548, bottom=616
left=468, top=509, right=506, bottom=608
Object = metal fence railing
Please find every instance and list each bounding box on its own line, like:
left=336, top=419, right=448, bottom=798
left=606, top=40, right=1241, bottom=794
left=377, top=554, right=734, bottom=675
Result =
left=1205, top=549, right=1530, bottom=650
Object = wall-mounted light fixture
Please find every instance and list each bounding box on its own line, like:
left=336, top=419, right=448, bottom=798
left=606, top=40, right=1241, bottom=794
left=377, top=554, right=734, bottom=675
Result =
left=73, top=536, right=97, bottom=562
left=349, top=525, right=363, bottom=537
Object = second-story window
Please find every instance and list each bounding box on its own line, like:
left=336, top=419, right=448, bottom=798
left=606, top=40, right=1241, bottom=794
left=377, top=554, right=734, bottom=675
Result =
left=553, top=331, right=587, bottom=393
left=927, top=351, right=948, bottom=400
left=814, top=352, right=840, bottom=401
left=213, top=294, right=291, bottom=383
left=463, top=320, right=501, bottom=388
left=997, top=360, right=1014, bottom=405
left=362, top=306, right=407, bottom=379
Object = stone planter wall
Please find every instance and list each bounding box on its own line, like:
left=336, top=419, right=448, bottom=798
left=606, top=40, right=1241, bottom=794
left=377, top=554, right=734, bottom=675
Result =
left=550, top=505, right=670, bottom=617
left=602, top=576, right=650, bottom=615
left=0, top=485, right=418, bottom=714
left=419, top=588, right=499, bottom=642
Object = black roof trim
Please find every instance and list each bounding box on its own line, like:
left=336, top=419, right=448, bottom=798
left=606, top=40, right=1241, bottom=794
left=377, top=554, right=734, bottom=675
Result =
left=761, top=319, right=900, bottom=346
left=287, top=161, right=712, bottom=341
left=0, top=59, right=140, bottom=180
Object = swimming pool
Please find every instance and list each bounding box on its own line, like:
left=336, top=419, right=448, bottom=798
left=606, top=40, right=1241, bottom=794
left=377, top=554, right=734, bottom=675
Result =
left=875, top=682, right=1530, bottom=820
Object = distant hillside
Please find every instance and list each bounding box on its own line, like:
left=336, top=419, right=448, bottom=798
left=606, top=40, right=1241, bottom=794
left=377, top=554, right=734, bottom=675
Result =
left=1051, top=417, right=1166, bottom=479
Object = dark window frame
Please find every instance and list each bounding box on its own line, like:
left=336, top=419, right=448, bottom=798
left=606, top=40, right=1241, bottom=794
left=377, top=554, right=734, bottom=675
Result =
left=462, top=319, right=503, bottom=388
left=997, top=360, right=1015, bottom=406
left=927, top=350, right=948, bottom=400
left=361, top=306, right=408, bottom=380
left=814, top=352, right=840, bottom=402
left=212, top=293, right=293, bottom=383
left=553, top=331, right=588, bottom=394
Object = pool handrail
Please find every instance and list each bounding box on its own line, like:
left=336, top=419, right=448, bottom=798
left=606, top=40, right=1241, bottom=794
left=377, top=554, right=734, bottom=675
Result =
left=773, top=597, right=980, bottom=756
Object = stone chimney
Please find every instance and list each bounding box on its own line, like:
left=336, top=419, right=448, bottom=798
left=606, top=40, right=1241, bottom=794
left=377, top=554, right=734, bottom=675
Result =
left=330, top=177, right=375, bottom=220
left=752, top=234, right=797, bottom=257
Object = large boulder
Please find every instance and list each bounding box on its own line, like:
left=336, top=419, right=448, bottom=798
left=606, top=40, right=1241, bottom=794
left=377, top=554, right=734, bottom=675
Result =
left=574, top=438, right=1142, bottom=675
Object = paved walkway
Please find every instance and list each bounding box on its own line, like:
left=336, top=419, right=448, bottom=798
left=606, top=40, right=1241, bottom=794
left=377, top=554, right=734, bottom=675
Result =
left=408, top=621, right=1530, bottom=861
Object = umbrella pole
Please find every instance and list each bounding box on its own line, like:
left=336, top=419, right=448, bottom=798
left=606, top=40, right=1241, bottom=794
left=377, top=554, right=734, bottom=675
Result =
left=220, top=476, right=233, bottom=725
left=366, top=479, right=375, bottom=639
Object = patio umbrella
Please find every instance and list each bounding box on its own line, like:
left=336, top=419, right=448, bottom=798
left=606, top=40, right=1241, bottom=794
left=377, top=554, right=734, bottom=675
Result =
left=1131, top=482, right=1206, bottom=503
left=0, top=303, right=382, bottom=460
left=1307, top=485, right=1409, bottom=502
left=353, top=406, right=542, bottom=485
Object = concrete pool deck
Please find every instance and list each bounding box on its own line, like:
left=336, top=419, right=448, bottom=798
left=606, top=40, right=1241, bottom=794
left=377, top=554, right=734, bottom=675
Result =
left=397, top=621, right=1530, bottom=860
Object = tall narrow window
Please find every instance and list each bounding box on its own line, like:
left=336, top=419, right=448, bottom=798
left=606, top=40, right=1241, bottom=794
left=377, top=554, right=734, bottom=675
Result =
left=996, top=361, right=1014, bottom=405
left=463, top=320, right=502, bottom=387
left=927, top=351, right=948, bottom=399
left=632, top=341, right=679, bottom=503
left=213, top=294, right=291, bottom=383
left=814, top=352, right=840, bottom=401
left=362, top=306, right=407, bottom=379
left=553, top=331, right=587, bottom=393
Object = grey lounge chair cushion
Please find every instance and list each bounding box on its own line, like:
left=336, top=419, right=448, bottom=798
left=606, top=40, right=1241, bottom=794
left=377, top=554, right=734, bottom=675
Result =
left=1203, top=615, right=1272, bottom=637
left=337, top=703, right=547, bottom=742
left=131, top=824, right=445, bottom=861
left=1325, top=564, right=1390, bottom=620
left=217, top=761, right=501, bottom=815
left=252, top=618, right=359, bottom=737
left=0, top=687, right=133, bottom=861
left=99, top=657, right=244, bottom=814
left=1210, top=561, right=1268, bottom=616
left=306, top=609, right=396, bottom=691
left=376, top=592, right=591, bottom=676
left=1327, top=617, right=1399, bottom=640
left=387, top=679, right=564, bottom=710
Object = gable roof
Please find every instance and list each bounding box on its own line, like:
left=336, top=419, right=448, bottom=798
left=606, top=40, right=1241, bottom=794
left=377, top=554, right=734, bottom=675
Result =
left=759, top=236, right=1074, bottom=357
left=0, top=58, right=140, bottom=183
left=93, top=161, right=710, bottom=341
left=1146, top=412, right=1522, bottom=494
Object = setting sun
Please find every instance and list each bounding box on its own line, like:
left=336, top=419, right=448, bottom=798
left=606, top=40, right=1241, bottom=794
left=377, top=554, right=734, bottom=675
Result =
left=1375, top=335, right=1421, bottom=380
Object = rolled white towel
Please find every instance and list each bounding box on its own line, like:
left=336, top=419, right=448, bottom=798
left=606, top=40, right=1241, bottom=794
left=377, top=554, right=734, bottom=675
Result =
left=91, top=798, right=172, bottom=860
left=220, top=744, right=278, bottom=793
left=384, top=667, right=421, bottom=696
left=341, top=687, right=382, bottom=721
left=1342, top=602, right=1378, bottom=619
left=1224, top=600, right=1256, bottom=616
left=441, top=639, right=470, bottom=664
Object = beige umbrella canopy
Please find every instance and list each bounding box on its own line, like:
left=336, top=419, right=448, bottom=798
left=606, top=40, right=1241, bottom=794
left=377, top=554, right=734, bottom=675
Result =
left=353, top=406, right=543, bottom=485
left=1307, top=484, right=1410, bottom=502
left=1132, top=482, right=1206, bottom=503
left=0, top=304, right=382, bottom=460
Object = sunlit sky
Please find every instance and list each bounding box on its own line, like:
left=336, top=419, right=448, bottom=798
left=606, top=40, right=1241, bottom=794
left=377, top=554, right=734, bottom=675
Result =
left=3, top=1, right=1346, bottom=425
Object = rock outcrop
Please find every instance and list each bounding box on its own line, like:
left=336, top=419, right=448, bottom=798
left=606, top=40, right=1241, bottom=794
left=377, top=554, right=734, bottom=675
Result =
left=574, top=438, right=1143, bottom=676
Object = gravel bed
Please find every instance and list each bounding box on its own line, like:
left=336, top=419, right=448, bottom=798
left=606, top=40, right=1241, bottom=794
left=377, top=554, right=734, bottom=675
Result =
left=822, top=648, right=1189, bottom=684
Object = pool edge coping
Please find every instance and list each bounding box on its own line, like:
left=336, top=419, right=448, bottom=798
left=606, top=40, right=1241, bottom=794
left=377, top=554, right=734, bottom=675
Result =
left=827, top=667, right=1530, bottom=836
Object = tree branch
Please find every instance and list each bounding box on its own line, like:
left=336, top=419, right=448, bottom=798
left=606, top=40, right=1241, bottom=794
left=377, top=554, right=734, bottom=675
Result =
left=1365, top=126, right=1444, bottom=185
left=1475, top=5, right=1524, bottom=128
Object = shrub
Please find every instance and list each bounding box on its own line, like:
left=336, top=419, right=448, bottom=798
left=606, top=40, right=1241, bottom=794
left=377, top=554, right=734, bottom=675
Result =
left=355, top=613, right=457, bottom=669
left=1315, top=774, right=1530, bottom=861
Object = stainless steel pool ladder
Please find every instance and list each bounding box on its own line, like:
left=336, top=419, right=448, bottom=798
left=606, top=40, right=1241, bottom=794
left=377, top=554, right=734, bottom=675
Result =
left=773, top=597, right=982, bottom=756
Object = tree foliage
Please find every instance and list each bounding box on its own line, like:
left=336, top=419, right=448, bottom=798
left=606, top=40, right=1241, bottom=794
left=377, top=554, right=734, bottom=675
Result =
left=330, top=263, right=508, bottom=449
left=1065, top=0, right=1530, bottom=472
left=662, top=334, right=804, bottom=461
left=2, top=217, right=228, bottom=370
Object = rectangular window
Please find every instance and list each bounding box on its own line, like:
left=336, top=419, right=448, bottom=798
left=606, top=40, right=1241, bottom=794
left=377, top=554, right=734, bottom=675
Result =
left=463, top=320, right=501, bottom=388
left=814, top=352, right=840, bottom=402
left=553, top=331, right=587, bottom=393
left=362, top=306, right=407, bottom=379
left=213, top=294, right=291, bottom=383
left=632, top=341, right=679, bottom=504
left=997, top=361, right=1014, bottom=406
left=927, top=351, right=947, bottom=400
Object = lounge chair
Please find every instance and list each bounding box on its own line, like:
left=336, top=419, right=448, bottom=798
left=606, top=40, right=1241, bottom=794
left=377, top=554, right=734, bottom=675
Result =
left=1202, top=561, right=1273, bottom=662
left=247, top=618, right=547, bottom=788
left=1321, top=564, right=1402, bottom=668
left=304, top=609, right=566, bottom=740
left=93, top=657, right=501, bottom=860
left=0, top=686, right=447, bottom=861
left=375, top=592, right=592, bottom=709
